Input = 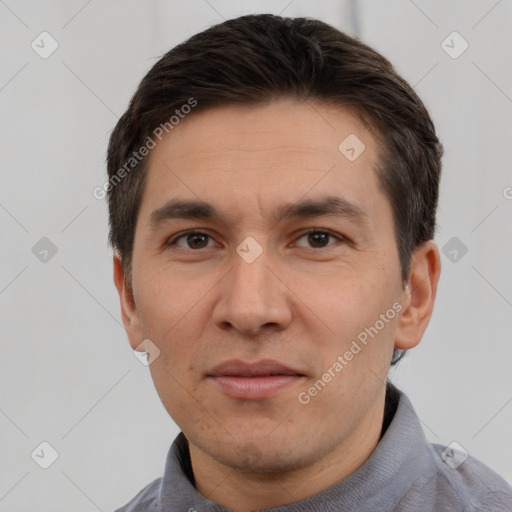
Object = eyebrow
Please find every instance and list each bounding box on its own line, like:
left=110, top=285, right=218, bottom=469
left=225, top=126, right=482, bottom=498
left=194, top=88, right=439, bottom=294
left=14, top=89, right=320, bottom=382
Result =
left=149, top=195, right=369, bottom=230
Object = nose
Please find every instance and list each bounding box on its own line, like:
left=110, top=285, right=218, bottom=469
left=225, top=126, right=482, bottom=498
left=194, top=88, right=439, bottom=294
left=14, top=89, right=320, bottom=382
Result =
left=212, top=246, right=293, bottom=336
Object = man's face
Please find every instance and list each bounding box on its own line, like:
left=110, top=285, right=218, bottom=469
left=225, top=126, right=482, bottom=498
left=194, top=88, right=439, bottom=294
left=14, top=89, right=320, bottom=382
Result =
left=120, top=99, right=408, bottom=473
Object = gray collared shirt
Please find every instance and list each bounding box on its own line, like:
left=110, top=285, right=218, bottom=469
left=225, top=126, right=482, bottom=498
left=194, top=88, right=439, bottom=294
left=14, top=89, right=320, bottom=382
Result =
left=115, top=386, right=512, bottom=511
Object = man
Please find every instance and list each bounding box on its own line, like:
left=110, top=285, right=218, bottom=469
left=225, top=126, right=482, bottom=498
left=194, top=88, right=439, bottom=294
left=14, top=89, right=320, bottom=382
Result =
left=107, top=14, right=512, bottom=512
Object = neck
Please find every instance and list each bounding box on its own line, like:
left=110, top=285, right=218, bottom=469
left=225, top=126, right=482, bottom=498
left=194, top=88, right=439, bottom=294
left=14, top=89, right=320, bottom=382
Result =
left=189, top=386, right=387, bottom=512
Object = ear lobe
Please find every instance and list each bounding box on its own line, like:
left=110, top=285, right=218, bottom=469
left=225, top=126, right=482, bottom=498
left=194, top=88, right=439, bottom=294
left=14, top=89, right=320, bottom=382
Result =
left=394, top=240, right=441, bottom=350
left=113, top=253, right=144, bottom=350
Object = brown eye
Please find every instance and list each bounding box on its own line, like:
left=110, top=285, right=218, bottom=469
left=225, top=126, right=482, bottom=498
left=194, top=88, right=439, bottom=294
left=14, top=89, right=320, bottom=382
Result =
left=294, top=230, right=342, bottom=249
left=307, top=232, right=330, bottom=248
left=169, top=231, right=215, bottom=250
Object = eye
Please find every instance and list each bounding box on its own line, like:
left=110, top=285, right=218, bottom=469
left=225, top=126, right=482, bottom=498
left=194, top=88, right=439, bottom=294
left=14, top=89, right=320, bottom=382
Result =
left=293, top=229, right=344, bottom=249
left=168, top=230, right=216, bottom=250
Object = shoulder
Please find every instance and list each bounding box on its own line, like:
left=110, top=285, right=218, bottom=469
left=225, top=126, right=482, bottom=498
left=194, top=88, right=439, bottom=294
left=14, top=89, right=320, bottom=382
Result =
left=395, top=443, right=512, bottom=512
left=428, top=442, right=512, bottom=511
left=389, top=388, right=512, bottom=511
left=113, top=477, right=162, bottom=512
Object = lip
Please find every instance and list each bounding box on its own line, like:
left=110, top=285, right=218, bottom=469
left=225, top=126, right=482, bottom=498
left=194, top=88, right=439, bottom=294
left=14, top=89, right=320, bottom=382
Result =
left=207, top=359, right=306, bottom=400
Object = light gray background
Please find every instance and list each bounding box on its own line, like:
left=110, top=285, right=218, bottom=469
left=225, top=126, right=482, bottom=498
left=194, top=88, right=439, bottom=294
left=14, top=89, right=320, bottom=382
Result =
left=0, top=1, right=511, bottom=511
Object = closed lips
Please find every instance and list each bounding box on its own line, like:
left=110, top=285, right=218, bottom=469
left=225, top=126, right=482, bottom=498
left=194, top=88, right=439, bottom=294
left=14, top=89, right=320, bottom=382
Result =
left=208, top=359, right=305, bottom=377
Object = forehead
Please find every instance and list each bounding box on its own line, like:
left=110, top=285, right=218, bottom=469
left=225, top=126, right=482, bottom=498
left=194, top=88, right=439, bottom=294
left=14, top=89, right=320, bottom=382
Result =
left=150, top=99, right=379, bottom=161
left=137, top=99, right=387, bottom=227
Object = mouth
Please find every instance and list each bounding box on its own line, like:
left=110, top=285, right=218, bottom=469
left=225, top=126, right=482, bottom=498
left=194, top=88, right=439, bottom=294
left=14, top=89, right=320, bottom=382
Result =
left=207, top=359, right=306, bottom=400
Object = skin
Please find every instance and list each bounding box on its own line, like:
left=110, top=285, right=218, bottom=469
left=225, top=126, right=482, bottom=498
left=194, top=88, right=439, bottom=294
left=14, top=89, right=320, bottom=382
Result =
left=114, top=99, right=441, bottom=512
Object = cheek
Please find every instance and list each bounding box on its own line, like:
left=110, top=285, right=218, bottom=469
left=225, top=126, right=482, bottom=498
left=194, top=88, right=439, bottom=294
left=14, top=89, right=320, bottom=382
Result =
left=301, top=273, right=378, bottom=329
left=148, top=357, right=202, bottom=430
left=134, top=262, right=198, bottom=333
left=308, top=273, right=400, bottom=368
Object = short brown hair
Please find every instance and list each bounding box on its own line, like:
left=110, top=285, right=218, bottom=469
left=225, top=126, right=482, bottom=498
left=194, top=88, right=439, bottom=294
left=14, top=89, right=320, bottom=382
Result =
left=106, top=14, right=443, bottom=365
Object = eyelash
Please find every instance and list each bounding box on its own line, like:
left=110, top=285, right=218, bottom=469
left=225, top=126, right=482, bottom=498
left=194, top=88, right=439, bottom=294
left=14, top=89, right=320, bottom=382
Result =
left=166, top=228, right=347, bottom=250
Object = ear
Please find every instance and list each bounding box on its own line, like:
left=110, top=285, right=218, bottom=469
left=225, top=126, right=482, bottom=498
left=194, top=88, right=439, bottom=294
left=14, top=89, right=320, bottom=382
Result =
left=394, top=240, right=441, bottom=350
left=113, top=253, right=144, bottom=351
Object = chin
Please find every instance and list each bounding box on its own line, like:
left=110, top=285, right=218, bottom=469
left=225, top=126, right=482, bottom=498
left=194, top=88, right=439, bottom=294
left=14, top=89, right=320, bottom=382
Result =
left=205, top=439, right=314, bottom=475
